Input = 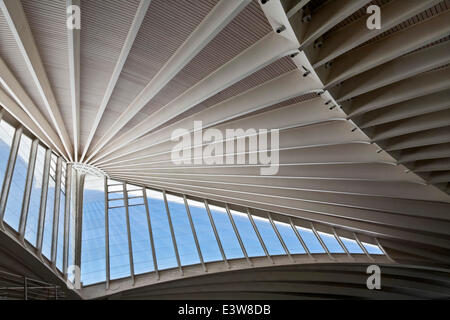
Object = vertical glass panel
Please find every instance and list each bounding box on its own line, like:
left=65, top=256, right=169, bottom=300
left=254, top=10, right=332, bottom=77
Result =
left=56, top=162, right=66, bottom=271
left=146, top=189, right=177, bottom=270
left=317, top=231, right=345, bottom=253
left=230, top=209, right=264, bottom=257
left=109, top=206, right=130, bottom=280
left=42, top=154, right=57, bottom=259
left=0, top=120, right=15, bottom=188
left=252, top=215, right=285, bottom=255
left=339, top=237, right=364, bottom=254
left=25, top=145, right=46, bottom=246
left=274, top=221, right=305, bottom=254
left=129, top=204, right=154, bottom=274
left=296, top=226, right=325, bottom=253
left=3, top=134, right=31, bottom=230
left=166, top=193, right=199, bottom=266
left=81, top=175, right=106, bottom=285
left=362, top=242, right=384, bottom=255
left=208, top=204, right=243, bottom=260
left=187, top=199, right=222, bottom=262
left=68, top=168, right=76, bottom=270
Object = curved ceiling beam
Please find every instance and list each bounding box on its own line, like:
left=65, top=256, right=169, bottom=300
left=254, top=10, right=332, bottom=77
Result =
left=399, top=143, right=450, bottom=163
left=324, top=9, right=450, bottom=88
left=372, top=109, right=450, bottom=142
left=298, top=0, right=370, bottom=49
left=0, top=88, right=57, bottom=151
left=0, top=0, right=73, bottom=161
left=0, top=56, right=68, bottom=158
left=98, top=122, right=361, bottom=168
left=93, top=96, right=339, bottom=166
left=385, top=127, right=450, bottom=151
left=346, top=67, right=450, bottom=118
left=336, top=41, right=450, bottom=101
left=88, top=32, right=300, bottom=163
left=79, top=0, right=151, bottom=162
left=84, top=0, right=251, bottom=162
left=311, top=0, right=442, bottom=68
left=359, top=89, right=450, bottom=128
left=91, top=69, right=323, bottom=164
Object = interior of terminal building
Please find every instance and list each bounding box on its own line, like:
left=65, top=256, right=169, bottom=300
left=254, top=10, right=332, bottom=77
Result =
left=0, top=0, right=449, bottom=300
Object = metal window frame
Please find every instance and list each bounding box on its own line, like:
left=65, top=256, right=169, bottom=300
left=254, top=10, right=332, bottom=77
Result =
left=122, top=181, right=135, bottom=283
left=332, top=227, right=353, bottom=259
left=267, top=212, right=293, bottom=261
left=62, top=163, right=72, bottom=276
left=311, top=222, right=334, bottom=260
left=18, top=138, right=39, bottom=240
left=246, top=208, right=273, bottom=264
left=183, top=195, right=206, bottom=272
left=36, top=148, right=52, bottom=254
left=104, top=177, right=110, bottom=288
left=51, top=157, right=62, bottom=265
left=354, top=232, right=375, bottom=261
left=204, top=199, right=229, bottom=267
left=162, top=190, right=182, bottom=274
left=225, top=203, right=251, bottom=266
left=143, top=187, right=159, bottom=279
left=0, top=126, right=23, bottom=229
left=288, top=217, right=314, bottom=260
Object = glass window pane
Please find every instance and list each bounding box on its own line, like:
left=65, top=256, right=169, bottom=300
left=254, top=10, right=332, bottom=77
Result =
left=339, top=236, right=364, bottom=254
left=42, top=154, right=58, bottom=259
left=230, top=210, right=265, bottom=257
left=0, top=120, right=16, bottom=184
left=317, top=231, right=345, bottom=253
left=187, top=199, right=222, bottom=262
left=3, top=134, right=32, bottom=230
left=166, top=194, right=199, bottom=266
left=56, top=163, right=66, bottom=271
left=25, top=145, right=46, bottom=246
left=81, top=175, right=106, bottom=285
left=274, top=221, right=305, bottom=254
left=146, top=189, right=178, bottom=270
left=296, top=226, right=325, bottom=253
left=253, top=215, right=285, bottom=255
left=68, top=168, right=76, bottom=270
left=0, top=120, right=15, bottom=187
left=362, top=242, right=384, bottom=255
left=129, top=204, right=154, bottom=274
left=208, top=204, right=243, bottom=260
left=109, top=206, right=130, bottom=280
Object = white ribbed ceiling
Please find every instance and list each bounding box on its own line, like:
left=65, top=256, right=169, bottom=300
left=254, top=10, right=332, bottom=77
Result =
left=0, top=0, right=450, bottom=267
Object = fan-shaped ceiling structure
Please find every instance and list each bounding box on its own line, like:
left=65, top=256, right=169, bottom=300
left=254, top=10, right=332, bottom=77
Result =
left=0, top=0, right=449, bottom=300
